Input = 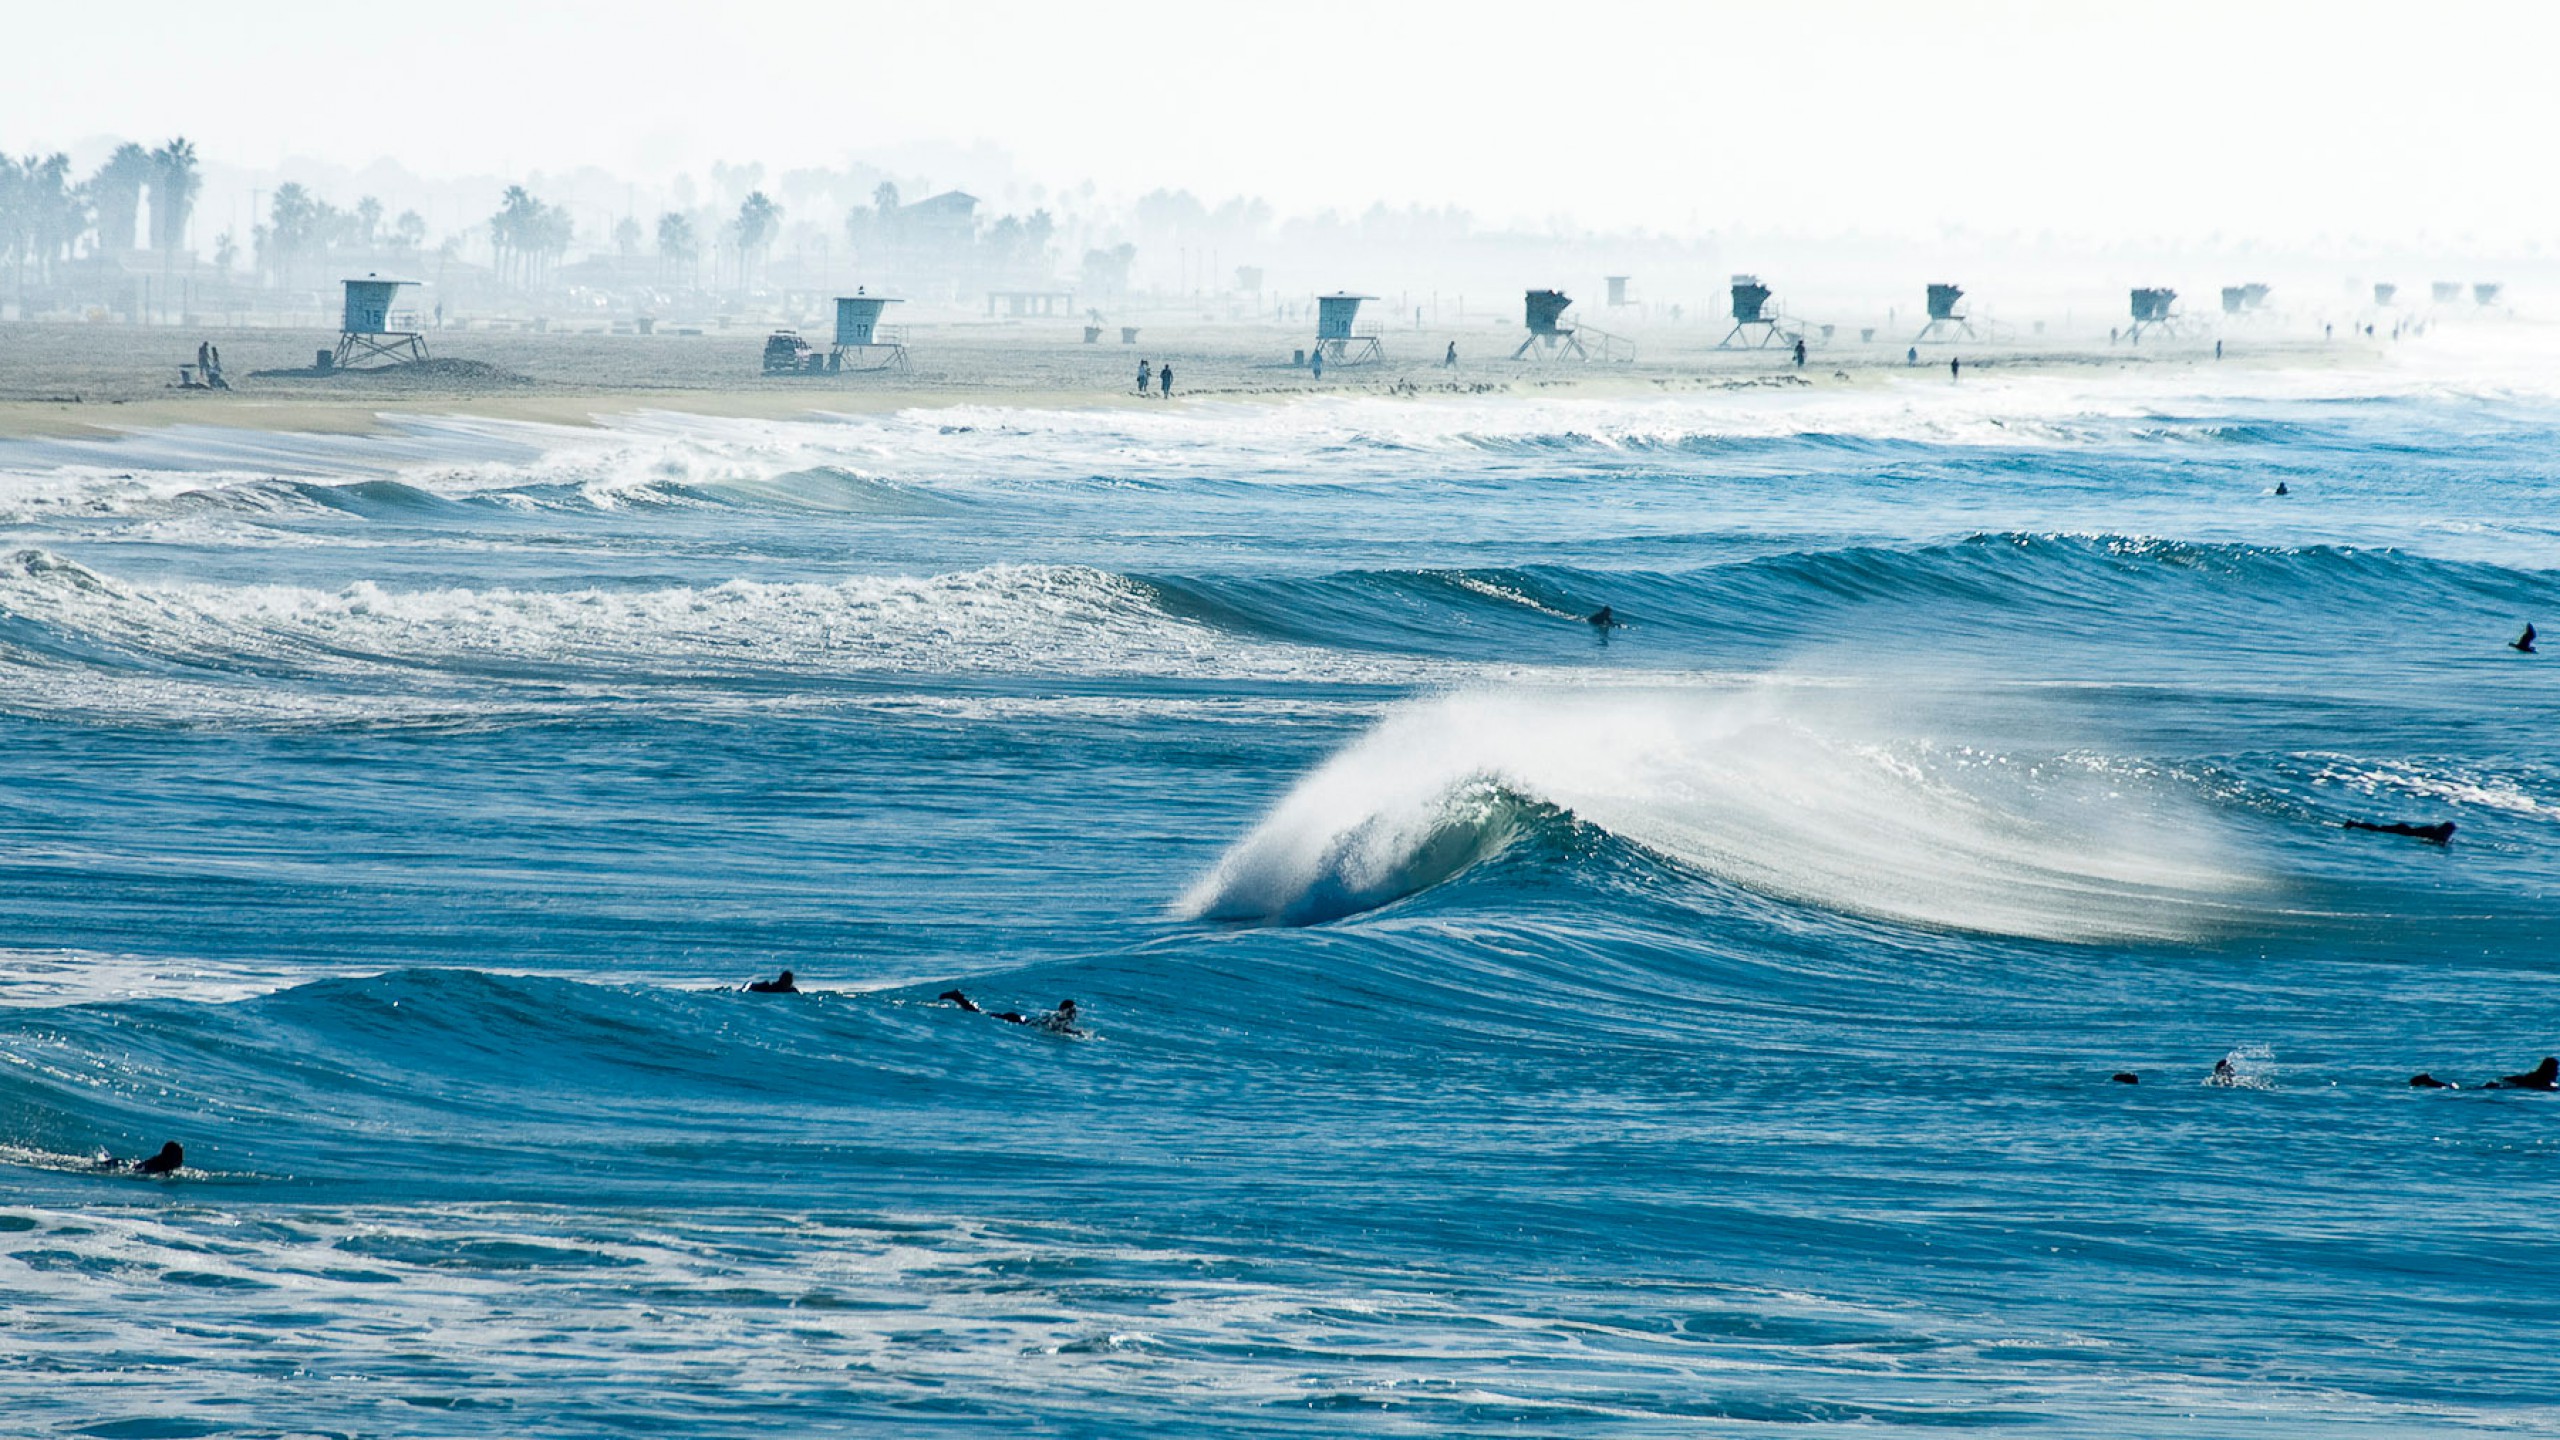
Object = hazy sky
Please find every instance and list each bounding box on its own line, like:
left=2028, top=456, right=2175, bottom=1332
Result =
left=12, top=0, right=2559, bottom=243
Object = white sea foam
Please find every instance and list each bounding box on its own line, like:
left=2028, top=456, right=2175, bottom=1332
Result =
left=1179, top=684, right=2263, bottom=941
left=0, top=548, right=1436, bottom=697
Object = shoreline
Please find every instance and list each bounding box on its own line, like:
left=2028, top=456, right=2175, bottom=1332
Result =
left=0, top=317, right=2378, bottom=441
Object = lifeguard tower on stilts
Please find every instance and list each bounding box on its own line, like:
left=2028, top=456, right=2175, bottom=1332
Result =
left=1913, top=283, right=1977, bottom=343
left=334, top=275, right=426, bottom=369
left=830, top=294, right=910, bottom=373
left=1511, top=289, right=1633, bottom=363
left=2126, top=287, right=2182, bottom=341
left=2221, top=283, right=2271, bottom=316
left=1313, top=292, right=1383, bottom=367
left=1719, top=275, right=1786, bottom=348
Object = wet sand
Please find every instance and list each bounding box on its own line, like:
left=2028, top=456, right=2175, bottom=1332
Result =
left=0, top=317, right=2364, bottom=439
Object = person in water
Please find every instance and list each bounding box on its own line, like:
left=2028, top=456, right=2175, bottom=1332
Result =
left=2110, top=1072, right=2139, bottom=1084
left=2514, top=623, right=2537, bottom=654
left=746, top=969, right=798, bottom=993
left=2342, top=819, right=2455, bottom=844
left=2485, top=1056, right=2558, bottom=1091
left=98, top=1141, right=184, bottom=1174
left=2209, top=1056, right=2239, bottom=1085
left=1587, top=605, right=1618, bottom=630
left=940, top=990, right=1079, bottom=1032
left=2273, top=482, right=2289, bottom=496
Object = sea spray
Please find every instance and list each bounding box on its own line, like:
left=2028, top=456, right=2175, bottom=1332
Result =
left=1182, top=684, right=2263, bottom=941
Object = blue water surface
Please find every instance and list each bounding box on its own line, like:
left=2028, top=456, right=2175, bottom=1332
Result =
left=0, top=363, right=2555, bottom=1437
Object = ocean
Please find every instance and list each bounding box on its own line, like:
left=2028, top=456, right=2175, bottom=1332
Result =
left=1, top=352, right=2555, bottom=1437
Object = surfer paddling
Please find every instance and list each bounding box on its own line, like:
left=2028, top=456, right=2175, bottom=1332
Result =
left=2341, top=819, right=2454, bottom=845
left=95, top=1141, right=184, bottom=1175
left=745, top=969, right=799, bottom=994
left=939, top=990, right=1083, bottom=1034
left=2484, top=1056, right=2559, bottom=1091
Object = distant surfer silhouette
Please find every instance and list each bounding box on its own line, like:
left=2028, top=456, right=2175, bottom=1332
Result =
left=2484, top=1056, right=2559, bottom=1091
left=2341, top=819, right=2454, bottom=845
left=2273, top=482, right=2288, bottom=496
left=2209, top=1056, right=2239, bottom=1085
left=98, top=1141, right=184, bottom=1175
left=745, top=969, right=798, bottom=993
left=2110, top=1072, right=2139, bottom=1084
left=2513, top=623, right=2537, bottom=654
left=1586, top=605, right=1619, bottom=630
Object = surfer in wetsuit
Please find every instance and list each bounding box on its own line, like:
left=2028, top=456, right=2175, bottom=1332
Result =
left=2484, top=1056, right=2558, bottom=1091
left=2513, top=623, right=2537, bottom=654
left=2341, top=819, right=2455, bottom=844
left=98, top=1141, right=184, bottom=1174
left=940, top=990, right=1077, bottom=1031
left=1587, top=605, right=1618, bottom=630
left=745, top=969, right=798, bottom=993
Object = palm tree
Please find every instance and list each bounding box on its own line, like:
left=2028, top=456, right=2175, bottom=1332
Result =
left=147, top=138, right=199, bottom=253
left=90, top=142, right=153, bottom=253
left=21, top=154, right=85, bottom=285
left=656, top=211, right=697, bottom=289
left=732, top=191, right=781, bottom=290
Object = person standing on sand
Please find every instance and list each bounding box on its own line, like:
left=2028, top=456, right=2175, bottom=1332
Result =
left=1950, top=355, right=1961, bottom=380
left=1160, top=362, right=1173, bottom=398
left=1792, top=337, right=1807, bottom=368
left=1310, top=347, right=1324, bottom=381
left=1137, top=359, right=1151, bottom=396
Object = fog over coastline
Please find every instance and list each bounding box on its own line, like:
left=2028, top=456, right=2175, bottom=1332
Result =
left=9, top=0, right=2560, bottom=268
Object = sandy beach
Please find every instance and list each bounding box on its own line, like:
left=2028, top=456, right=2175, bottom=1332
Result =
left=0, top=315, right=2367, bottom=438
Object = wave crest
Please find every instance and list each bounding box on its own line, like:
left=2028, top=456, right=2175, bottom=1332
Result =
left=1178, top=686, right=2263, bottom=942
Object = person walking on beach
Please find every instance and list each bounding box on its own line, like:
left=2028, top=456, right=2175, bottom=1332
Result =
left=1444, top=341, right=1458, bottom=368
left=1310, top=347, right=1324, bottom=381
left=1907, top=346, right=1918, bottom=366
left=1137, top=359, right=1152, bottom=396
left=2215, top=339, right=2224, bottom=360
left=1792, top=337, right=1807, bottom=368
left=1950, top=355, right=1961, bottom=381
left=1159, top=361, right=1173, bottom=398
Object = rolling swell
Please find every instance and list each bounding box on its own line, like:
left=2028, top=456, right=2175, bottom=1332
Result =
left=1145, top=534, right=2556, bottom=660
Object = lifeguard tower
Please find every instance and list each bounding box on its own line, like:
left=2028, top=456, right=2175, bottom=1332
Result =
left=2221, top=283, right=2271, bottom=315
left=830, top=294, right=910, bottom=373
left=2126, top=287, right=2180, bottom=341
left=2372, top=282, right=2398, bottom=307
left=1719, top=275, right=1785, bottom=348
left=1605, top=275, right=1632, bottom=307
left=1510, top=289, right=1633, bottom=363
left=2430, top=282, right=2462, bottom=305
left=334, top=275, right=426, bottom=369
left=1313, top=292, right=1383, bottom=367
left=2475, top=282, right=2505, bottom=306
left=1913, top=283, right=1975, bottom=343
